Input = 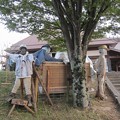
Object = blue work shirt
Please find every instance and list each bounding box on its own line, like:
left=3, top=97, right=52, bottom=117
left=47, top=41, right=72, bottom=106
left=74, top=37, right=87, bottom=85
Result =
left=33, top=49, right=63, bottom=66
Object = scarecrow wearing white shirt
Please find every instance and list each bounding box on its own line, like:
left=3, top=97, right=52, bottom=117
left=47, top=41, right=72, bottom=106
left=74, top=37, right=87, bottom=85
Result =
left=7, top=45, right=34, bottom=107
left=95, top=45, right=109, bottom=100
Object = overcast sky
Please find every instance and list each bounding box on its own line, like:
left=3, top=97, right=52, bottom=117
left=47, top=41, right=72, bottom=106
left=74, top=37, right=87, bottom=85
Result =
left=0, top=23, right=29, bottom=55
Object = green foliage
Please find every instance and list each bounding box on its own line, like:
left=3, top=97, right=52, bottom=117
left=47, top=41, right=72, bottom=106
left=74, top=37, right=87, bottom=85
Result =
left=0, top=0, right=119, bottom=49
left=0, top=0, right=66, bottom=50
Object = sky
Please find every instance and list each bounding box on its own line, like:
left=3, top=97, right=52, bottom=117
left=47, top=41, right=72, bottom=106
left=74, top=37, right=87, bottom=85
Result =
left=0, top=23, right=29, bottom=69
left=0, top=23, right=29, bottom=55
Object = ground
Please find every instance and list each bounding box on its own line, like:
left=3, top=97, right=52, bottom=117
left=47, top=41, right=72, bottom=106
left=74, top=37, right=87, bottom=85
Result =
left=92, top=89, right=120, bottom=120
left=0, top=71, right=120, bottom=120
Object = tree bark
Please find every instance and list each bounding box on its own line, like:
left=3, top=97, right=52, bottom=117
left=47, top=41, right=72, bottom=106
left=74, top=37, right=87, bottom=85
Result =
left=70, top=56, right=89, bottom=108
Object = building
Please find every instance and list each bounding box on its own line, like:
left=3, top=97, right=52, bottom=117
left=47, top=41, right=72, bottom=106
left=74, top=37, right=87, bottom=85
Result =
left=87, top=38, right=120, bottom=71
left=5, top=35, right=48, bottom=53
left=6, top=35, right=120, bottom=71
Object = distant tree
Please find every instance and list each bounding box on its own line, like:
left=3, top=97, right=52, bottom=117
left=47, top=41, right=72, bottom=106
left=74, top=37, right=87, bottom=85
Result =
left=0, top=0, right=119, bottom=108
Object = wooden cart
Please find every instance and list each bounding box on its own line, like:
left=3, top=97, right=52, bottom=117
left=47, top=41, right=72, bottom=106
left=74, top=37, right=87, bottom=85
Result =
left=40, top=62, right=91, bottom=94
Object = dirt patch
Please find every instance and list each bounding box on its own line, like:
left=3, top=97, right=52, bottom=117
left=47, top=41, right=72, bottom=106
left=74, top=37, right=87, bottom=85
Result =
left=91, top=89, right=120, bottom=120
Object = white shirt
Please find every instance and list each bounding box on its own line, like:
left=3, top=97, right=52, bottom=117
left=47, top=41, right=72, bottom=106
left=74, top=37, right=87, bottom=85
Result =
left=8, top=53, right=34, bottom=78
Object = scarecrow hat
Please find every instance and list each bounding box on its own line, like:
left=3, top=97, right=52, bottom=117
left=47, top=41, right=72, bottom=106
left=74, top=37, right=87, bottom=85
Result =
left=19, top=44, right=27, bottom=50
left=98, top=45, right=109, bottom=51
left=42, top=44, right=51, bottom=48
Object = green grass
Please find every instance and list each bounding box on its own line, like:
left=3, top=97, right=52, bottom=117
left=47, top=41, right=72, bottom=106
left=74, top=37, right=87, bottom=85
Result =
left=0, top=71, right=118, bottom=120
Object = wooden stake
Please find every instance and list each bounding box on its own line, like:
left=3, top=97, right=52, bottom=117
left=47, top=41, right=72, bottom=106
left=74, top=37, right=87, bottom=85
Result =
left=35, top=77, right=38, bottom=102
left=24, top=105, right=35, bottom=114
left=31, top=78, right=37, bottom=113
left=7, top=104, right=16, bottom=117
left=20, top=79, right=24, bottom=99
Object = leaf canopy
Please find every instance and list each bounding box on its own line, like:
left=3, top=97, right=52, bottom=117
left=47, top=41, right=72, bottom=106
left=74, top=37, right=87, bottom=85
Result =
left=0, top=0, right=119, bottom=50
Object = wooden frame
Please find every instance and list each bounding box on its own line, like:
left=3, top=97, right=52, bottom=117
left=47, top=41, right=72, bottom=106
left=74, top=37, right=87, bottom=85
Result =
left=41, top=62, right=91, bottom=94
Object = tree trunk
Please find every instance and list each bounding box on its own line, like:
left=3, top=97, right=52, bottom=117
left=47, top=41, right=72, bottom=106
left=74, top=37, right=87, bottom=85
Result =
left=70, top=57, right=89, bottom=108
left=52, top=0, right=89, bottom=108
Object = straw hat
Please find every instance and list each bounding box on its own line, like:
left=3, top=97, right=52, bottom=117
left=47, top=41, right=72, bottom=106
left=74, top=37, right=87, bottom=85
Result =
left=98, top=45, right=109, bottom=51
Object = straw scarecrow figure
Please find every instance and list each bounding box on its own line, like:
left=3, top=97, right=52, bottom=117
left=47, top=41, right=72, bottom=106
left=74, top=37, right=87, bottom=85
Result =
left=95, top=45, right=109, bottom=100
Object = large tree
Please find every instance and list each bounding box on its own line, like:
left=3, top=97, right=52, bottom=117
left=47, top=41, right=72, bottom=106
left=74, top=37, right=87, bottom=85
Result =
left=0, top=0, right=119, bottom=108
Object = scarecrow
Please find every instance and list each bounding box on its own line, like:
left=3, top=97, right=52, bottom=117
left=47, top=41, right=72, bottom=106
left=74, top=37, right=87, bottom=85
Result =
left=7, top=45, right=34, bottom=107
left=95, top=45, right=109, bottom=100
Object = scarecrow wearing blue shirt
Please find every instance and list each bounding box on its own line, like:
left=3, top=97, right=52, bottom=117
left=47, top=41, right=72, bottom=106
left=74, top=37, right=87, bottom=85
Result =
left=34, top=44, right=63, bottom=66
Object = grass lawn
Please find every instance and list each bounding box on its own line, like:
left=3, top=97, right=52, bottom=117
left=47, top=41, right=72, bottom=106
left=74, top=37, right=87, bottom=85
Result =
left=0, top=71, right=120, bottom=120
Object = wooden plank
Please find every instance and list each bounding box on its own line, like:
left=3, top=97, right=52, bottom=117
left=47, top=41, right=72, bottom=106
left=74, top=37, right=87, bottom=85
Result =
left=49, top=86, right=67, bottom=93
left=46, top=70, right=50, bottom=94
left=106, top=76, right=120, bottom=104
left=111, top=81, right=120, bottom=83
left=44, top=62, right=64, bottom=64
left=11, top=99, right=28, bottom=106
left=49, top=86, right=67, bottom=89
left=113, top=84, right=120, bottom=86
left=43, top=62, right=65, bottom=67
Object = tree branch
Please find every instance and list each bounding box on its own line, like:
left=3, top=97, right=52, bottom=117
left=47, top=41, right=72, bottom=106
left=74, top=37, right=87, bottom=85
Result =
left=82, top=0, right=112, bottom=53
left=52, top=0, right=74, bottom=60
